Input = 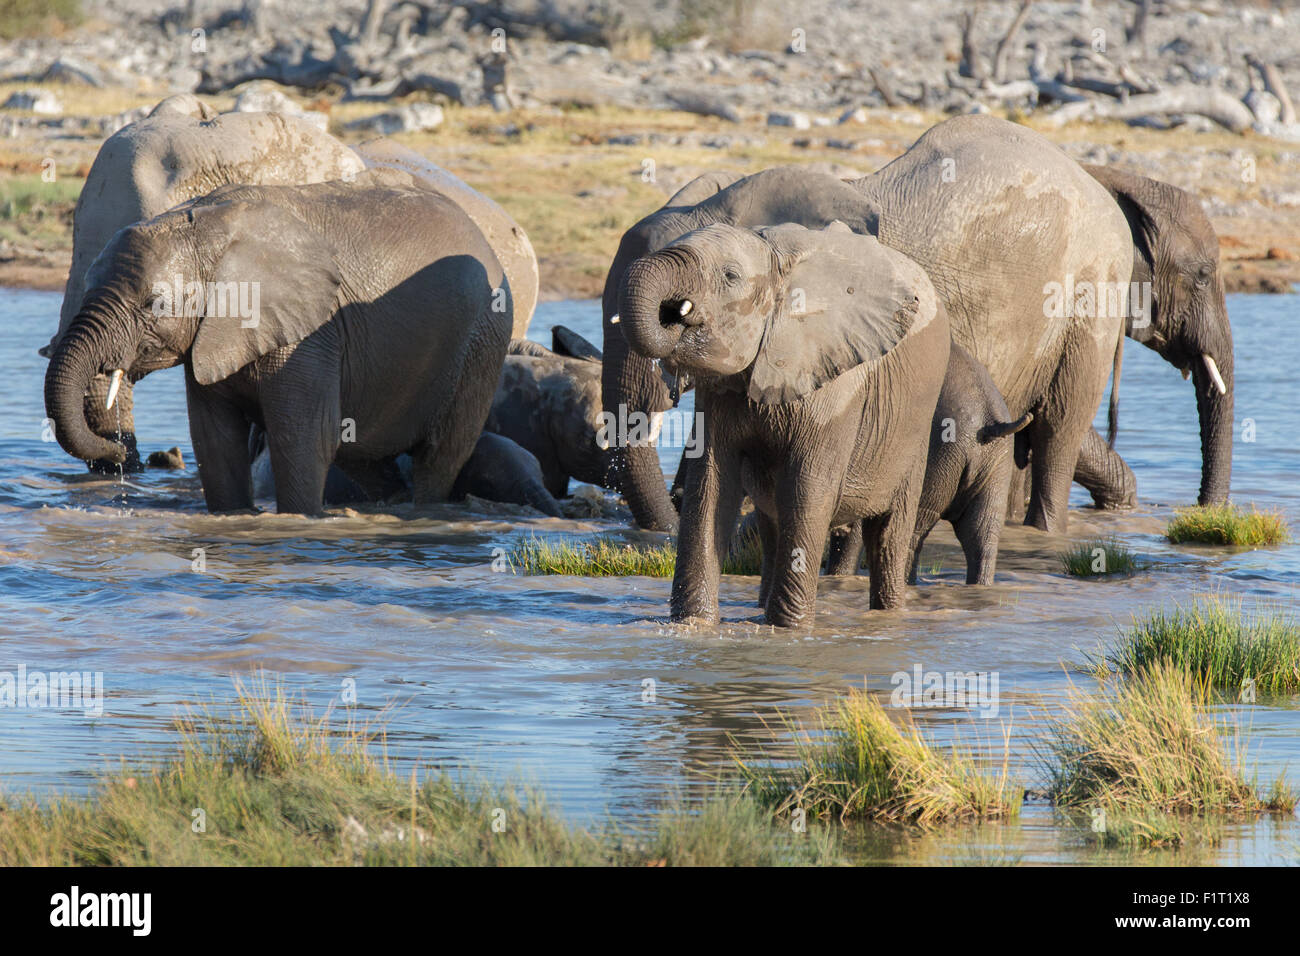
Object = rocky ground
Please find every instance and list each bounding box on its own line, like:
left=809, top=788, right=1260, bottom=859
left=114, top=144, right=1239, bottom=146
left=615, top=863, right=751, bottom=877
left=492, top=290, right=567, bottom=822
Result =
left=2, top=0, right=1298, bottom=296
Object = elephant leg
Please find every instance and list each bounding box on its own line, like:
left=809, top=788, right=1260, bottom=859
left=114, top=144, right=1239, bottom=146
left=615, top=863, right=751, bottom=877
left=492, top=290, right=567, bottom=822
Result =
left=1005, top=431, right=1030, bottom=524
left=1025, top=348, right=1109, bottom=532
left=258, top=378, right=340, bottom=517
left=1072, top=425, right=1137, bottom=509
left=412, top=349, right=502, bottom=506
left=952, top=503, right=1002, bottom=585
left=765, top=472, right=841, bottom=627
left=756, top=509, right=778, bottom=610
left=863, top=466, right=923, bottom=610
left=184, top=377, right=253, bottom=513
left=825, top=521, right=864, bottom=576
left=907, top=506, right=942, bottom=586
left=82, top=373, right=144, bottom=474
left=669, top=435, right=743, bottom=624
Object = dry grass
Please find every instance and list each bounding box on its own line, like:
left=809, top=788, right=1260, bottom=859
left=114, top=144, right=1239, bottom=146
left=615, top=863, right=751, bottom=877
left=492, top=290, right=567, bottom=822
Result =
left=736, top=688, right=1021, bottom=827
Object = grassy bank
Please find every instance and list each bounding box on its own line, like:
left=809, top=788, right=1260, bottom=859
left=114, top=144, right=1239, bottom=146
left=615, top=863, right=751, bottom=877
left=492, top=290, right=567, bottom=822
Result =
left=0, top=680, right=841, bottom=866
left=1166, top=503, right=1290, bottom=547
left=1107, top=595, right=1300, bottom=694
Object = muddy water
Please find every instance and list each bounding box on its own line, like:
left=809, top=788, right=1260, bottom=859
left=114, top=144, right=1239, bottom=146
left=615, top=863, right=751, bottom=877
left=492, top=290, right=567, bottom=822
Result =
left=1, top=287, right=1297, bottom=864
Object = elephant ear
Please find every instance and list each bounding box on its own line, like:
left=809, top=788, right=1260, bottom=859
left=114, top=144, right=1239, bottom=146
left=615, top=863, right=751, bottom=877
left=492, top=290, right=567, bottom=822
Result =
left=748, top=222, right=936, bottom=404
left=190, top=200, right=342, bottom=385
left=1083, top=165, right=1157, bottom=284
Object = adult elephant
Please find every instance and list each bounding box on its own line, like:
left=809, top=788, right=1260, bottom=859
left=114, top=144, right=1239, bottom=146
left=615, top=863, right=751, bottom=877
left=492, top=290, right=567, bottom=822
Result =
left=1070, top=165, right=1234, bottom=508
left=46, top=94, right=366, bottom=473
left=602, top=115, right=1132, bottom=533
left=44, top=169, right=511, bottom=515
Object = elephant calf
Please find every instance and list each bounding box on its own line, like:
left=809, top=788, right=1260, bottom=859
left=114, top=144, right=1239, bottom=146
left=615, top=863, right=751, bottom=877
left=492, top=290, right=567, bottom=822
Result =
left=45, top=168, right=512, bottom=515
left=827, top=344, right=1031, bottom=585
left=619, top=221, right=949, bottom=627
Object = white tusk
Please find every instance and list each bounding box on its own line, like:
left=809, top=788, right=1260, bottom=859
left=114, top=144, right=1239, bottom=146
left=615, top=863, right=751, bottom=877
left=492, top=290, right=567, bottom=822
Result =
left=609, top=313, right=620, bottom=325
left=1202, top=353, right=1227, bottom=395
left=679, top=300, right=693, bottom=317
left=105, top=369, right=124, bottom=410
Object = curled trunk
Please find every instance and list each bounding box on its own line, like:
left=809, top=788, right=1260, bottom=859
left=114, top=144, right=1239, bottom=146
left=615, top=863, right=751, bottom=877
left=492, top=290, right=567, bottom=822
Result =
left=44, top=318, right=130, bottom=467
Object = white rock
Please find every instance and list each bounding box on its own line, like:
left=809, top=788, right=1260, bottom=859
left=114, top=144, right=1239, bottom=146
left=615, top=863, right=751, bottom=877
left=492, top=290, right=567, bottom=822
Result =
left=767, top=110, right=811, bottom=129
left=345, top=102, right=444, bottom=135
left=2, top=89, right=62, bottom=115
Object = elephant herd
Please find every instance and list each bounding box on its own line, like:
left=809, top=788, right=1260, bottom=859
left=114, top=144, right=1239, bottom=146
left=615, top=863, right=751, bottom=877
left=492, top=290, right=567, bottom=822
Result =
left=43, top=96, right=1235, bottom=627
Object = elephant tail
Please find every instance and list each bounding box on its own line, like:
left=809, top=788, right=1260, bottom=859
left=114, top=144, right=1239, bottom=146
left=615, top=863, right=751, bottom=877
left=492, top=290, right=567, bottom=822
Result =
left=977, top=412, right=1033, bottom=444
left=1107, top=323, right=1124, bottom=449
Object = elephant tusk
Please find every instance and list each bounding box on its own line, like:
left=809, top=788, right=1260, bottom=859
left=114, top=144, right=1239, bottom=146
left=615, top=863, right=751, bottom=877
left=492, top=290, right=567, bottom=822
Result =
left=609, top=313, right=620, bottom=325
left=105, top=369, right=124, bottom=410
left=679, top=300, right=693, bottom=317
left=1202, top=353, right=1227, bottom=395
left=1181, top=367, right=1190, bottom=381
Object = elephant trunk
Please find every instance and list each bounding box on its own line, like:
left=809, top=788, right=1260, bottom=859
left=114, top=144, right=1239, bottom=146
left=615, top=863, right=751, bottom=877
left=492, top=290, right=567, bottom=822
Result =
left=44, top=311, right=131, bottom=467
left=617, top=252, right=697, bottom=361
left=1192, top=348, right=1233, bottom=506
left=601, top=251, right=692, bottom=532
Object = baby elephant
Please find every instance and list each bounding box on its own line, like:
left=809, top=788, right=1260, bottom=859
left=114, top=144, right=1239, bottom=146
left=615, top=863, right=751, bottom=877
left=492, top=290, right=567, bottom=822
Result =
left=827, top=343, right=1031, bottom=584
left=619, top=221, right=949, bottom=626
left=44, top=168, right=512, bottom=514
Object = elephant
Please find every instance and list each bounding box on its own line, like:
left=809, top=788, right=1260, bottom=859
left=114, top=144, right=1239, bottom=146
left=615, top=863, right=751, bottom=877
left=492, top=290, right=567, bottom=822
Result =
left=450, top=432, right=564, bottom=517
left=487, top=327, right=613, bottom=499
left=1070, top=165, right=1234, bottom=509
left=600, top=167, right=885, bottom=532
left=602, top=116, right=1134, bottom=536
left=352, top=138, right=538, bottom=340
left=826, top=343, right=1032, bottom=585
left=47, top=93, right=367, bottom=473
left=44, top=168, right=512, bottom=515
left=619, top=221, right=950, bottom=626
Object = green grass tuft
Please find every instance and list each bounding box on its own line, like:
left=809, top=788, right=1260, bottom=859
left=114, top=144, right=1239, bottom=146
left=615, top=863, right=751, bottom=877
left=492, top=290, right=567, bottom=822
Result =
left=1044, top=662, right=1295, bottom=823
left=736, top=688, right=1022, bottom=827
left=1106, top=595, right=1300, bottom=694
left=508, top=536, right=676, bottom=577
left=0, top=676, right=842, bottom=866
left=508, top=531, right=764, bottom=577
left=1166, top=503, right=1290, bottom=547
left=1059, top=537, right=1143, bottom=577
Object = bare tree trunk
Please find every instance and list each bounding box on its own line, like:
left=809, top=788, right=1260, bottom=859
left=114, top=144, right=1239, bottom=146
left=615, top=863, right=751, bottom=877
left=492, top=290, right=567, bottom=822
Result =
left=869, top=66, right=901, bottom=107
left=959, top=6, right=987, bottom=81
left=1246, top=54, right=1296, bottom=125
left=1126, top=0, right=1151, bottom=59
left=993, top=0, right=1034, bottom=84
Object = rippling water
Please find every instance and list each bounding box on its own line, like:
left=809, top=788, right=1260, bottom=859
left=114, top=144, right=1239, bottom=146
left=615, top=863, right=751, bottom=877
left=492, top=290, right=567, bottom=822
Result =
left=1, top=287, right=1297, bottom=864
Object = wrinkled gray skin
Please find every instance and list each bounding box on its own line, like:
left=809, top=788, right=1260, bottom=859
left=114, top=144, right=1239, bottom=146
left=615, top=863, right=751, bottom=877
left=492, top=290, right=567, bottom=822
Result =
left=619, top=221, right=949, bottom=626
left=450, top=432, right=563, bottom=516
left=45, top=168, right=511, bottom=515
left=487, top=326, right=614, bottom=498
left=352, top=138, right=539, bottom=339
left=49, top=94, right=367, bottom=473
left=826, top=344, right=1032, bottom=585
left=1070, top=165, right=1234, bottom=510
left=605, top=116, right=1133, bottom=535
left=601, top=167, right=881, bottom=531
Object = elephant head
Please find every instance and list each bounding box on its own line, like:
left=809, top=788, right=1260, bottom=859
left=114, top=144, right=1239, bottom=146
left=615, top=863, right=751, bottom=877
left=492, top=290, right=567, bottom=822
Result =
left=1085, top=165, right=1233, bottom=506
left=618, top=221, right=925, bottom=403
left=45, top=192, right=340, bottom=466
left=601, top=167, right=879, bottom=529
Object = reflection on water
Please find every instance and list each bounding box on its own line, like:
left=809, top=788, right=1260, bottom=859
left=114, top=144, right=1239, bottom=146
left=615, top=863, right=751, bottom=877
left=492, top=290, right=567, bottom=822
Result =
left=1, top=287, right=1297, bottom=864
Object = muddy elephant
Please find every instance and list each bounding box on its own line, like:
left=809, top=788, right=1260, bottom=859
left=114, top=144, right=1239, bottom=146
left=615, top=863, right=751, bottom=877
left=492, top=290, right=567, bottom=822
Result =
left=620, top=221, right=950, bottom=626
left=487, top=326, right=615, bottom=499
left=603, top=116, right=1132, bottom=535
left=47, top=94, right=367, bottom=473
left=827, top=344, right=1032, bottom=585
left=44, top=169, right=512, bottom=515
left=450, top=432, right=563, bottom=516
left=1070, top=165, right=1234, bottom=510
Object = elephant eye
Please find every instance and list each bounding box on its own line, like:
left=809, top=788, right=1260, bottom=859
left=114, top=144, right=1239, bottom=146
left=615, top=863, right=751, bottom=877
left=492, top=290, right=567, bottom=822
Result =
left=722, top=266, right=742, bottom=284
